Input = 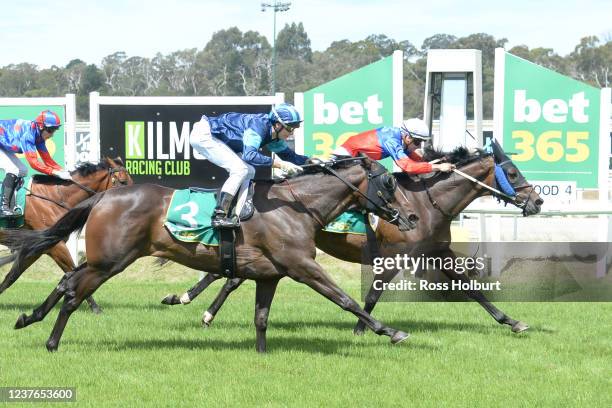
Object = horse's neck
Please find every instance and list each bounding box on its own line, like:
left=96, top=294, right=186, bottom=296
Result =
left=272, top=170, right=357, bottom=225
left=34, top=171, right=109, bottom=207
left=425, top=160, right=494, bottom=216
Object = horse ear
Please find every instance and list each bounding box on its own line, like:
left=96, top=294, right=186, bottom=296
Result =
left=114, top=156, right=124, bottom=165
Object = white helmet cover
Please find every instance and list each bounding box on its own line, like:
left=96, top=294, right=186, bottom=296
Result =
left=401, top=118, right=430, bottom=140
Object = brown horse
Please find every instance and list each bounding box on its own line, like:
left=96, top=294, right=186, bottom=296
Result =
left=2, top=157, right=418, bottom=352
left=164, top=142, right=543, bottom=334
left=0, top=157, right=132, bottom=312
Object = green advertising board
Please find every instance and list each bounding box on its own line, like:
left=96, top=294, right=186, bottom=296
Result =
left=302, top=54, right=397, bottom=168
left=499, top=51, right=601, bottom=188
left=0, top=105, right=66, bottom=179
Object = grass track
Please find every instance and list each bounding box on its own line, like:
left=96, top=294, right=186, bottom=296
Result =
left=0, top=254, right=610, bottom=407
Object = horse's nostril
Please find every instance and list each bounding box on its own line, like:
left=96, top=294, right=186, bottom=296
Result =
left=408, top=214, right=419, bottom=222
left=535, top=198, right=544, bottom=206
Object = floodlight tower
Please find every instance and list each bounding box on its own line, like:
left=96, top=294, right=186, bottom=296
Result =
left=261, top=1, right=291, bottom=94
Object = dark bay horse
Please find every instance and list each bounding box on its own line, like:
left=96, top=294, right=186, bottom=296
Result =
left=165, top=142, right=543, bottom=334
left=0, top=157, right=132, bottom=312
left=2, top=158, right=418, bottom=352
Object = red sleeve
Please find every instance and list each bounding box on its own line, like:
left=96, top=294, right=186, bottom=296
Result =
left=24, top=152, right=58, bottom=175
left=408, top=150, right=423, bottom=161
left=38, top=150, right=62, bottom=171
left=396, top=157, right=433, bottom=175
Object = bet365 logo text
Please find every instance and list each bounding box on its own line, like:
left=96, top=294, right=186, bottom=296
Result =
left=124, top=121, right=204, bottom=176
left=511, top=91, right=590, bottom=163
left=311, top=93, right=384, bottom=158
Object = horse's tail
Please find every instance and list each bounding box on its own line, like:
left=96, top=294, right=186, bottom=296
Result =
left=0, top=192, right=107, bottom=270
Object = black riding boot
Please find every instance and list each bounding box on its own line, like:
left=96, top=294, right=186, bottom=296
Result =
left=0, top=173, right=18, bottom=217
left=211, top=192, right=238, bottom=228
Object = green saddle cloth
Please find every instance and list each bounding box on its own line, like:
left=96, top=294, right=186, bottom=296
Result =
left=164, top=189, right=219, bottom=246
left=323, top=210, right=367, bottom=235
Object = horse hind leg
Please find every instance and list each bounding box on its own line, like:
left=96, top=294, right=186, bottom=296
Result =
left=46, top=264, right=109, bottom=352
left=47, top=243, right=102, bottom=314
left=15, top=263, right=87, bottom=330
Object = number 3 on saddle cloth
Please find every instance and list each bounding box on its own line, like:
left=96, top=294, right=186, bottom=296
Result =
left=164, top=185, right=255, bottom=278
left=0, top=177, right=27, bottom=229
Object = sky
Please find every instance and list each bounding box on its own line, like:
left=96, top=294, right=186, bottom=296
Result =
left=2, top=0, right=611, bottom=68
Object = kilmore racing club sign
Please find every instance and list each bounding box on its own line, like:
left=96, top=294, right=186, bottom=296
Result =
left=99, top=104, right=272, bottom=189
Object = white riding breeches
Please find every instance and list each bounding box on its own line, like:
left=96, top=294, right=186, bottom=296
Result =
left=0, top=148, right=28, bottom=177
left=189, top=118, right=255, bottom=197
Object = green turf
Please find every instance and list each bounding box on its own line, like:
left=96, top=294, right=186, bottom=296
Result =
left=0, top=254, right=610, bottom=407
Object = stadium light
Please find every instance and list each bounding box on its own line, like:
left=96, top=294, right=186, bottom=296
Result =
left=261, top=1, right=291, bottom=94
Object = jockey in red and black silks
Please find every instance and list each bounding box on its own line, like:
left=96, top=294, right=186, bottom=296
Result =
left=334, top=118, right=454, bottom=175
left=0, top=110, right=72, bottom=216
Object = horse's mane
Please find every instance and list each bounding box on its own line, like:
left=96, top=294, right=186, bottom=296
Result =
left=421, top=145, right=490, bottom=166
left=32, top=160, right=114, bottom=185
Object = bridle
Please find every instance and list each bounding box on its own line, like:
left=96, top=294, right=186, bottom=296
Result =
left=493, top=158, right=535, bottom=215
left=106, top=165, right=130, bottom=188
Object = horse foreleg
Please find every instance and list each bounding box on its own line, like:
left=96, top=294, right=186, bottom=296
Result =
left=288, top=258, right=409, bottom=344
left=253, top=279, right=280, bottom=353
left=46, top=242, right=102, bottom=314
left=353, top=267, right=400, bottom=336
left=161, top=272, right=222, bottom=305
left=202, top=277, right=246, bottom=327
left=438, top=248, right=529, bottom=333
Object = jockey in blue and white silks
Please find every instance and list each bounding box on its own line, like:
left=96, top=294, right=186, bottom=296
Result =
left=0, top=110, right=72, bottom=217
left=189, top=103, right=309, bottom=228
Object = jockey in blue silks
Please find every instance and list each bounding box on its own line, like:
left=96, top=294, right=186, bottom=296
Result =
left=189, top=103, right=309, bottom=228
left=0, top=110, right=72, bottom=217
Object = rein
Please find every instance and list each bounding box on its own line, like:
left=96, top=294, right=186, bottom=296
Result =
left=283, top=157, right=400, bottom=227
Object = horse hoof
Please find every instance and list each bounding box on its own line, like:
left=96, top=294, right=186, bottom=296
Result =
left=14, top=313, right=27, bottom=330
left=512, top=321, right=529, bottom=333
left=202, top=311, right=214, bottom=327
left=353, top=328, right=365, bottom=336
left=161, top=294, right=180, bottom=305
left=390, top=331, right=410, bottom=345
left=90, top=305, right=103, bottom=315
left=46, top=340, right=59, bottom=352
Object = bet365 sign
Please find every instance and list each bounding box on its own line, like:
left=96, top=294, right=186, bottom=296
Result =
left=495, top=50, right=604, bottom=189
left=302, top=53, right=402, bottom=169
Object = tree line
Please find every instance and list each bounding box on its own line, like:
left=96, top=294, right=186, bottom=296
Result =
left=0, top=23, right=610, bottom=120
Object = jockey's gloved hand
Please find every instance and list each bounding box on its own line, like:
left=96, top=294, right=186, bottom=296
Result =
left=306, top=157, right=326, bottom=166
left=53, top=169, right=73, bottom=181
left=275, top=158, right=304, bottom=176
